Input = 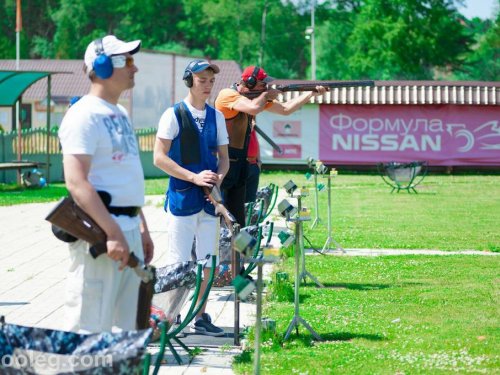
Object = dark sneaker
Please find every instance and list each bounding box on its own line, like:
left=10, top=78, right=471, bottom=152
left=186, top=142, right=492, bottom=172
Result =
left=190, top=313, right=224, bottom=337
left=175, top=314, right=182, bottom=325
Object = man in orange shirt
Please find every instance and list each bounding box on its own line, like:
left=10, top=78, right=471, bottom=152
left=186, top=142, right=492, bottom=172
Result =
left=215, top=66, right=326, bottom=227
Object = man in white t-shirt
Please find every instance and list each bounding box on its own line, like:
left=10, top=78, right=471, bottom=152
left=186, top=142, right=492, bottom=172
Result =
left=58, top=35, right=154, bottom=333
left=154, top=60, right=229, bottom=336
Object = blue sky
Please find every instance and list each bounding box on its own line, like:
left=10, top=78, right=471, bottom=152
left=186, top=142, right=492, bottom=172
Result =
left=457, top=0, right=498, bottom=19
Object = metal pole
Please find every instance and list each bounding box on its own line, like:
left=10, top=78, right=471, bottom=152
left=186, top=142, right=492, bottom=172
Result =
left=16, top=18, right=21, bottom=183
left=231, top=222, right=241, bottom=346
left=321, top=175, right=345, bottom=253
left=259, top=0, right=268, bottom=66
left=45, top=75, right=51, bottom=184
left=232, top=246, right=241, bottom=346
left=299, top=191, right=323, bottom=287
left=16, top=98, right=22, bottom=184
left=253, top=263, right=263, bottom=375
left=283, top=195, right=322, bottom=341
left=311, top=0, right=316, bottom=81
left=295, top=196, right=302, bottom=321
left=310, top=167, right=320, bottom=228
left=327, top=176, right=331, bottom=238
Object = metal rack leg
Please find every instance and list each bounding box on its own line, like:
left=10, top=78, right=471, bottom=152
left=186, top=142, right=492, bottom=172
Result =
left=299, top=221, right=324, bottom=288
left=321, top=176, right=345, bottom=254
left=253, top=264, right=263, bottom=375
left=283, top=198, right=322, bottom=341
left=310, top=170, right=321, bottom=229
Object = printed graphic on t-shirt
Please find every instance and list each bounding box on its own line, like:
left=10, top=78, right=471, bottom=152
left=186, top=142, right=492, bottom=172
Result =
left=193, top=115, right=205, bottom=131
left=102, top=114, right=139, bottom=161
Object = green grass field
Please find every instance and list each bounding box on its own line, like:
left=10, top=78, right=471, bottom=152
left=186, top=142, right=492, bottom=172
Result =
left=234, top=255, right=499, bottom=374
left=259, top=171, right=499, bottom=252
left=1, top=172, right=499, bottom=251
left=1, top=171, right=499, bottom=373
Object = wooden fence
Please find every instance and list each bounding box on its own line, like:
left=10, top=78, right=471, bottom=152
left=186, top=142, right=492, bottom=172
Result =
left=8, top=129, right=61, bottom=155
left=136, top=128, right=156, bottom=152
left=1, top=127, right=157, bottom=156
left=0, top=127, right=161, bottom=183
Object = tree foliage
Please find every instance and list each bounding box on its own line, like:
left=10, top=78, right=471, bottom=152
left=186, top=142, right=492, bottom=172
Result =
left=2, top=0, right=498, bottom=80
left=453, top=14, right=500, bottom=80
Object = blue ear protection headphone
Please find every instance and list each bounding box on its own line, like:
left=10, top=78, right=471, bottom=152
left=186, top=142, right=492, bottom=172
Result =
left=244, top=66, right=261, bottom=89
left=183, top=60, right=204, bottom=88
left=92, top=39, right=113, bottom=79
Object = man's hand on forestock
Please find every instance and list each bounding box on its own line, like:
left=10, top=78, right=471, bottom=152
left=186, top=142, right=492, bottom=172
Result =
left=193, top=170, right=219, bottom=187
left=106, top=230, right=130, bottom=271
left=311, top=85, right=327, bottom=97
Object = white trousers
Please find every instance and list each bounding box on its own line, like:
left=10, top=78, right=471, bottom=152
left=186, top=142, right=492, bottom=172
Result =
left=165, top=209, right=220, bottom=266
left=64, top=227, right=143, bottom=333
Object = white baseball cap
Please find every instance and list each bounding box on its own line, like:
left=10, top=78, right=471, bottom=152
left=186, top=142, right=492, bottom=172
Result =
left=84, top=35, right=141, bottom=73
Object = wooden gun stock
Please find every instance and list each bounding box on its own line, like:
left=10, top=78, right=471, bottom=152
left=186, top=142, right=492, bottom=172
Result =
left=45, top=197, right=107, bottom=256
left=45, top=196, right=155, bottom=329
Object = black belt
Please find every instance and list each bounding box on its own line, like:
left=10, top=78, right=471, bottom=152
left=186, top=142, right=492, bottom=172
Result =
left=108, top=206, right=140, bottom=217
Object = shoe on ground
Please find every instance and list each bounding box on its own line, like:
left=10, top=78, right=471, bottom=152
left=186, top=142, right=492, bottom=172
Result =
left=190, top=313, right=224, bottom=337
left=175, top=314, right=182, bottom=325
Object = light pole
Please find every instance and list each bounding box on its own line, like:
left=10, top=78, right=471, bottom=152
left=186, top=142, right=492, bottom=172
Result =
left=16, top=0, right=22, bottom=183
left=305, top=0, right=316, bottom=80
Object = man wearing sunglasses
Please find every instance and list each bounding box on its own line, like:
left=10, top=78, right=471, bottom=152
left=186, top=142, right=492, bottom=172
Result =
left=58, top=35, right=154, bottom=333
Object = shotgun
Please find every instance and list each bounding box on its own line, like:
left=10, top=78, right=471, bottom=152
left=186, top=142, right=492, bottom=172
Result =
left=45, top=196, right=155, bottom=330
left=244, top=80, right=375, bottom=99
left=203, top=185, right=239, bottom=234
left=202, top=185, right=242, bottom=345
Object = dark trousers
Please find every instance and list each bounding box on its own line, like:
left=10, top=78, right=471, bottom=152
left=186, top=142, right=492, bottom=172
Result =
left=221, top=158, right=248, bottom=228
left=221, top=157, right=248, bottom=279
left=245, top=163, right=260, bottom=203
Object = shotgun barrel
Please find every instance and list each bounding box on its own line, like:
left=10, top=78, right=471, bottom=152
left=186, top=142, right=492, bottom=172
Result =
left=275, top=80, right=375, bottom=92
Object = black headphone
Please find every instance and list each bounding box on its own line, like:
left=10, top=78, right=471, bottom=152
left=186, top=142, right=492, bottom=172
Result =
left=183, top=59, right=204, bottom=88
left=92, top=38, right=113, bottom=79
left=244, top=66, right=261, bottom=89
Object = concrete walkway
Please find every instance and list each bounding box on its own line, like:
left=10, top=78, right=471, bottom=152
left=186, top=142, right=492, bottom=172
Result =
left=0, top=197, right=257, bottom=374
left=0, top=196, right=495, bottom=374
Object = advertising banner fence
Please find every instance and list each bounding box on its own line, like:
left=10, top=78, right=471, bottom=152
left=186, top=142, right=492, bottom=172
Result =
left=319, top=105, right=499, bottom=166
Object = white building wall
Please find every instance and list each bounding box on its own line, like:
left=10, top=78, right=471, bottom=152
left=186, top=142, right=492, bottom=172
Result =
left=256, top=104, right=320, bottom=165
left=132, top=52, right=193, bottom=128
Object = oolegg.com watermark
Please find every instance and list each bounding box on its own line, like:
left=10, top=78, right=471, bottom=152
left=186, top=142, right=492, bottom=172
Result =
left=1, top=350, right=113, bottom=372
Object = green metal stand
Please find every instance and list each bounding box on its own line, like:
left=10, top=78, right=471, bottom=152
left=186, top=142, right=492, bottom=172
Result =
left=243, top=246, right=278, bottom=374
left=310, top=167, right=322, bottom=229
left=253, top=262, right=264, bottom=375
left=321, top=174, right=345, bottom=254
left=283, top=194, right=322, bottom=342
left=152, top=256, right=217, bottom=372
left=142, top=352, right=151, bottom=375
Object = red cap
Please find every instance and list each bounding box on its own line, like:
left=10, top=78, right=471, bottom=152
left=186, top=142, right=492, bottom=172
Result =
left=241, top=66, right=274, bottom=83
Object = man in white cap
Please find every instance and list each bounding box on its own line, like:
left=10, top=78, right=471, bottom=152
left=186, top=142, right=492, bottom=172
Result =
left=58, top=35, right=154, bottom=333
left=153, top=59, right=229, bottom=336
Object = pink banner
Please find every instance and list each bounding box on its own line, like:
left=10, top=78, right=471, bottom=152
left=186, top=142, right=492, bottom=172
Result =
left=273, top=144, right=302, bottom=159
left=319, top=105, right=500, bottom=166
